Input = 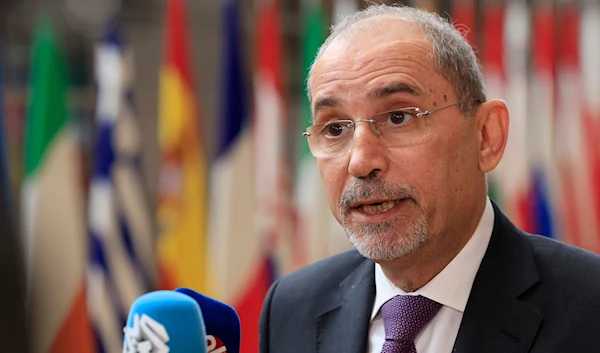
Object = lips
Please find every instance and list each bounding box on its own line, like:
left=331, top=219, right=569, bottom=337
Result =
left=339, top=181, right=418, bottom=221
left=359, top=200, right=399, bottom=214
left=351, top=198, right=409, bottom=215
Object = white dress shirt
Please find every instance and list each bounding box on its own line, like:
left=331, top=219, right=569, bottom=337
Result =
left=367, top=197, right=495, bottom=353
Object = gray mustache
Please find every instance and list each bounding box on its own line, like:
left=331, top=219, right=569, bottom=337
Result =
left=339, top=179, right=418, bottom=214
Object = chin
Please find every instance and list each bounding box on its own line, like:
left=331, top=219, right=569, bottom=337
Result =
left=344, top=218, right=429, bottom=261
left=353, top=235, right=427, bottom=261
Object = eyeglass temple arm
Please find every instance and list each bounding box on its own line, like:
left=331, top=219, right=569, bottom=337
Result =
left=425, top=98, right=480, bottom=116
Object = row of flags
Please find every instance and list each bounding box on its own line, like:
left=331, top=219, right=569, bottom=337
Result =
left=472, top=0, right=600, bottom=253
left=7, top=0, right=353, bottom=352
left=2, top=0, right=598, bottom=352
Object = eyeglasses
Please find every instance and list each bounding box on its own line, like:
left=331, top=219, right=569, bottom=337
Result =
left=302, top=100, right=478, bottom=158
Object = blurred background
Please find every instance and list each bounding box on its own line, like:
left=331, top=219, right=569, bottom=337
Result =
left=0, top=0, right=598, bottom=352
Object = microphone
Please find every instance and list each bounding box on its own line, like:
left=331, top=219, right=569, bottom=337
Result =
left=175, top=288, right=241, bottom=353
left=123, top=290, right=207, bottom=353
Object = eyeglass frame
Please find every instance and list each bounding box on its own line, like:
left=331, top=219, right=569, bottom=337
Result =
left=301, top=99, right=481, bottom=155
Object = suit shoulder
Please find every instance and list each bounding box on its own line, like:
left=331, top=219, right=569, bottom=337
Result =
left=272, top=249, right=368, bottom=297
left=526, top=234, right=600, bottom=287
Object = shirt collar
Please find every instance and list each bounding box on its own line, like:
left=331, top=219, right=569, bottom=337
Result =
left=371, top=197, right=495, bottom=320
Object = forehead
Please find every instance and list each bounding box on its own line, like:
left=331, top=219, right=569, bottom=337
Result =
left=310, top=18, right=450, bottom=113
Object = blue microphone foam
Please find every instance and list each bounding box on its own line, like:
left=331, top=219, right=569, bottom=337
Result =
left=175, top=288, right=241, bottom=353
left=123, top=290, right=207, bottom=353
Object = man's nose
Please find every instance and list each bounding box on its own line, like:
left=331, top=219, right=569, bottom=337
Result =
left=347, top=123, right=388, bottom=178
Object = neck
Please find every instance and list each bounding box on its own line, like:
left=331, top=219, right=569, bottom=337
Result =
left=377, top=196, right=487, bottom=292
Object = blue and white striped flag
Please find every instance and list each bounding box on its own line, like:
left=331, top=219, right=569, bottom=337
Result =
left=87, top=22, right=156, bottom=353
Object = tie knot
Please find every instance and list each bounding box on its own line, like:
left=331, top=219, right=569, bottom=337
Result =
left=381, top=295, right=442, bottom=343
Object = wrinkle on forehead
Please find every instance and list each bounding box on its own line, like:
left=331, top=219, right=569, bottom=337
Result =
left=315, top=42, right=433, bottom=82
left=309, top=18, right=435, bottom=104
left=310, top=39, right=436, bottom=115
left=307, top=15, right=435, bottom=100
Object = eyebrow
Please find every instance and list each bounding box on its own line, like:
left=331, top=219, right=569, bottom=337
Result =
left=312, top=96, right=342, bottom=116
left=311, top=82, right=422, bottom=120
left=367, top=82, right=422, bottom=99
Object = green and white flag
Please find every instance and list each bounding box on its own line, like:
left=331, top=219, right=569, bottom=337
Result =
left=295, top=0, right=352, bottom=267
left=21, top=18, right=95, bottom=353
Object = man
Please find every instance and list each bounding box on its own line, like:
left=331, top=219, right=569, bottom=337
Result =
left=259, top=4, right=600, bottom=353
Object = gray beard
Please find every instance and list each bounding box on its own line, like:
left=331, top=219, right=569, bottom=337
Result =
left=342, top=208, right=429, bottom=261
left=339, top=178, right=429, bottom=261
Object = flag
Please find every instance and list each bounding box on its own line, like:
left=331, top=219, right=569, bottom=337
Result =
left=21, top=18, right=95, bottom=353
left=500, top=0, right=533, bottom=231
left=451, top=0, right=475, bottom=46
left=157, top=0, right=209, bottom=292
left=209, top=1, right=274, bottom=352
left=250, top=1, right=289, bottom=350
left=295, top=0, right=351, bottom=269
left=553, top=3, right=592, bottom=249
left=528, top=1, right=557, bottom=238
left=87, top=22, right=156, bottom=353
left=580, top=0, right=600, bottom=252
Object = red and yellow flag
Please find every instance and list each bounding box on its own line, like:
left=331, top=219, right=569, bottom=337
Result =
left=157, top=0, right=209, bottom=293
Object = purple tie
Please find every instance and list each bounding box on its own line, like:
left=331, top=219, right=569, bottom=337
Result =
left=380, top=295, right=442, bottom=353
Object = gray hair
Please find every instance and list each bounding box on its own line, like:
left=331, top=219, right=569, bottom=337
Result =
left=307, top=4, right=486, bottom=117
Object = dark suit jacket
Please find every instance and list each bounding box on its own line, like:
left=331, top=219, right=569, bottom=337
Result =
left=259, top=203, right=600, bottom=353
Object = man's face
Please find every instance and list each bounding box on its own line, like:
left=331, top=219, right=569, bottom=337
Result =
left=309, top=19, right=483, bottom=262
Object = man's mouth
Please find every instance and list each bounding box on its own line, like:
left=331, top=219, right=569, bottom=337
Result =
left=358, top=200, right=402, bottom=214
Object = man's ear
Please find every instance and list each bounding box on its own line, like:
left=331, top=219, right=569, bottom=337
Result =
left=475, top=99, right=510, bottom=173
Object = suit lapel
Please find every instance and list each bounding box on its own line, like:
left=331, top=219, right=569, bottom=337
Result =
left=316, top=257, right=375, bottom=353
left=453, top=203, right=543, bottom=353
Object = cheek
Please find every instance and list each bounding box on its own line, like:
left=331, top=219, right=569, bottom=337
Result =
left=399, top=139, right=464, bottom=201
left=318, top=158, right=346, bottom=213
left=424, top=131, right=480, bottom=198
left=403, top=152, right=445, bottom=199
